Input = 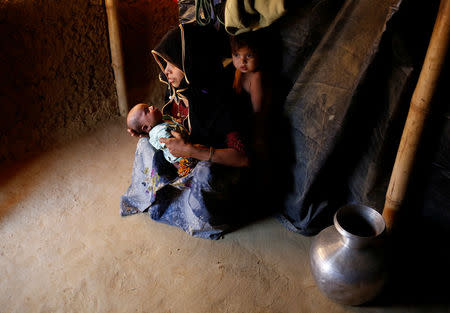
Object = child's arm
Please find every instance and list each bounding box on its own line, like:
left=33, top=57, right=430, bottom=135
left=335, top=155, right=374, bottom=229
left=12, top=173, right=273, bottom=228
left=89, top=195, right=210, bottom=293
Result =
left=249, top=71, right=272, bottom=162
left=249, top=71, right=264, bottom=113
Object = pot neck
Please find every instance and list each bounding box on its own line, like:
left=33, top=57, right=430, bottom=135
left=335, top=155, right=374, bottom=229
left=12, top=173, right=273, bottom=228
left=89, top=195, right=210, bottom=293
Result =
left=334, top=204, right=386, bottom=248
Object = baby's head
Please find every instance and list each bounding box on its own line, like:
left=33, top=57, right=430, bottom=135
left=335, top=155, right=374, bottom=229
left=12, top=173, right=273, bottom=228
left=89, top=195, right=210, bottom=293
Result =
left=127, top=103, right=163, bottom=135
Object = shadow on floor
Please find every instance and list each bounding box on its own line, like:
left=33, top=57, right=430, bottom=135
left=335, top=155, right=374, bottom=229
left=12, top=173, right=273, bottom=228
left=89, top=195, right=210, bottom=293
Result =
left=0, top=157, right=48, bottom=220
left=372, top=219, right=450, bottom=308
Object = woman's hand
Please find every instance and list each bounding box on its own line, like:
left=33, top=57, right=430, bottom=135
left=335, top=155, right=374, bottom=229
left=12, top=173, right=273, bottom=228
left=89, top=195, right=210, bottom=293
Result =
left=127, top=128, right=148, bottom=138
left=160, top=131, right=192, bottom=157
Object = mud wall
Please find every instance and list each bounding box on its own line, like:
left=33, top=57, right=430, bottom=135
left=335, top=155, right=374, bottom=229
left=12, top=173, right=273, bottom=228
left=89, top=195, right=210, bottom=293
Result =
left=0, top=0, right=178, bottom=162
left=0, top=0, right=117, bottom=162
left=118, top=0, right=178, bottom=107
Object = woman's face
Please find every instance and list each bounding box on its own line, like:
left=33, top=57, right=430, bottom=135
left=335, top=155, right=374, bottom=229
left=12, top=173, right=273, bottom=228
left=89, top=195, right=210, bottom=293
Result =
left=164, top=61, right=185, bottom=88
left=232, top=46, right=259, bottom=73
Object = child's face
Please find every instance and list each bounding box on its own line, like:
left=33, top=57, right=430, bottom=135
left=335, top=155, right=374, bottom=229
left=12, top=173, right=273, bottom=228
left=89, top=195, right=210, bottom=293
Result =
left=232, top=46, right=259, bottom=73
left=135, top=104, right=163, bottom=133
left=164, top=61, right=185, bottom=88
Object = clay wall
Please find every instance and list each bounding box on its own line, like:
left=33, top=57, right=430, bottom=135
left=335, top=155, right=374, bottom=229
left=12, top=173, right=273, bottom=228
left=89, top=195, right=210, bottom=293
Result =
left=118, top=0, right=178, bottom=107
left=0, top=0, right=178, bottom=162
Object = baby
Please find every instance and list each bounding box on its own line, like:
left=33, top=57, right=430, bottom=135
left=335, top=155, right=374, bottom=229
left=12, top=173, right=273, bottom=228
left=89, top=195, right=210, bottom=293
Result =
left=127, top=103, right=194, bottom=176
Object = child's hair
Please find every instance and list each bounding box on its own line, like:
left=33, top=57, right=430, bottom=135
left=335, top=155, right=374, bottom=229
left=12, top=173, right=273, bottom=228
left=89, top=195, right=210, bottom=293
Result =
left=233, top=69, right=242, bottom=94
left=229, top=32, right=262, bottom=55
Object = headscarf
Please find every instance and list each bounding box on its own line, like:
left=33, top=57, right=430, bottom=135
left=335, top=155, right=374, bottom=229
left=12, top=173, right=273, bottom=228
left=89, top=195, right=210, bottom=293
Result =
left=152, top=22, right=224, bottom=102
left=151, top=22, right=235, bottom=147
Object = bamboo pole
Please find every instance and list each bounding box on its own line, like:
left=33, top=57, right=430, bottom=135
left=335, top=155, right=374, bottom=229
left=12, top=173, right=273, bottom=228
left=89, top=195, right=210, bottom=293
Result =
left=383, top=0, right=450, bottom=230
left=105, top=0, right=128, bottom=117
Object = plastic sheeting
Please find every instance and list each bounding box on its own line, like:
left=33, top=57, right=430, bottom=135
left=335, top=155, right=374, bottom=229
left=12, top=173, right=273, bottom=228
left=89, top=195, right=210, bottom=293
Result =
left=274, top=0, right=449, bottom=235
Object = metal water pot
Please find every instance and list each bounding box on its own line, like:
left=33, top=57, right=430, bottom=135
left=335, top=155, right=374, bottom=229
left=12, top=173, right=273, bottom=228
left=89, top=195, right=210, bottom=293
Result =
left=309, top=204, right=387, bottom=305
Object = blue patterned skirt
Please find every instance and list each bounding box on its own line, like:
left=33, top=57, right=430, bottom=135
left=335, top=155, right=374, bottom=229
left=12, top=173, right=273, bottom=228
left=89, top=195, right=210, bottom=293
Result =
left=120, top=138, right=244, bottom=239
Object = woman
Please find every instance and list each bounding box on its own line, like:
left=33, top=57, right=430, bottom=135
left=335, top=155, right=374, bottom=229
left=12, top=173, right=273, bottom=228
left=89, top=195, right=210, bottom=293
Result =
left=121, top=22, right=249, bottom=240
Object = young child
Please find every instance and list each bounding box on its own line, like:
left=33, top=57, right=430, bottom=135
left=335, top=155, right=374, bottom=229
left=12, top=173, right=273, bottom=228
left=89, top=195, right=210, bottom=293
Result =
left=127, top=103, right=195, bottom=176
left=229, top=31, right=272, bottom=162
left=230, top=31, right=270, bottom=113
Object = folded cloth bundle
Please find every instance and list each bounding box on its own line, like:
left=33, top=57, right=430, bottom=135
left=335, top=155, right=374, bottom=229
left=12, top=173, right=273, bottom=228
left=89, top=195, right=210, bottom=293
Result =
left=225, top=0, right=286, bottom=35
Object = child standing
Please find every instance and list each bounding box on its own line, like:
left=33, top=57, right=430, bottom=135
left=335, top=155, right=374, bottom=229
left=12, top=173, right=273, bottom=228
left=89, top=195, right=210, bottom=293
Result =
left=229, top=31, right=272, bottom=164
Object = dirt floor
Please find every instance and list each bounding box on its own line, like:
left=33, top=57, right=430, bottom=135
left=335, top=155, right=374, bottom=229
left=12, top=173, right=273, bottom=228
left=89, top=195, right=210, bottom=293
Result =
left=0, top=117, right=446, bottom=313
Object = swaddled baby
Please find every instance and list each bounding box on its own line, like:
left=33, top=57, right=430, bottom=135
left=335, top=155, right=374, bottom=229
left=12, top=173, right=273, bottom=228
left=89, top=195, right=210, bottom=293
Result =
left=127, top=103, right=195, bottom=176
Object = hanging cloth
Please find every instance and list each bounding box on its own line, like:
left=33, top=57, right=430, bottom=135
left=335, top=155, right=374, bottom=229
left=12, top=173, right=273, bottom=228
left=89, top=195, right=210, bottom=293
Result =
left=178, top=0, right=196, bottom=24
left=224, top=0, right=287, bottom=35
left=178, top=0, right=225, bottom=26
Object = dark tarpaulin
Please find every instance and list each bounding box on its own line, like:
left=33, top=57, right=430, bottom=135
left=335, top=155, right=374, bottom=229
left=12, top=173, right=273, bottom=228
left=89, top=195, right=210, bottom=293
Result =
left=274, top=0, right=404, bottom=235
left=274, top=0, right=449, bottom=236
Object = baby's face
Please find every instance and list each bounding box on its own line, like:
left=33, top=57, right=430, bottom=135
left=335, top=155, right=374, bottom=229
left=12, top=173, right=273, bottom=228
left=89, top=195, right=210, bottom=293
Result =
left=232, top=46, right=259, bottom=73
left=135, top=104, right=162, bottom=133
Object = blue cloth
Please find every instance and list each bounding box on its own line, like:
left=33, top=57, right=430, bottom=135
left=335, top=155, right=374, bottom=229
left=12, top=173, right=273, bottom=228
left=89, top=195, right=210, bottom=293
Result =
left=120, top=138, right=242, bottom=240
left=148, top=122, right=183, bottom=163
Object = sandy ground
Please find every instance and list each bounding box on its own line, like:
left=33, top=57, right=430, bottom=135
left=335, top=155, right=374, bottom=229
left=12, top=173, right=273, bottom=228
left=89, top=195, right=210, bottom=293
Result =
left=0, top=117, right=446, bottom=313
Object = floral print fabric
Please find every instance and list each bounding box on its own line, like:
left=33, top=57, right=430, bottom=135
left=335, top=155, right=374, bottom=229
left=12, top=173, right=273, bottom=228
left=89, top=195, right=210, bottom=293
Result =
left=120, top=138, right=241, bottom=240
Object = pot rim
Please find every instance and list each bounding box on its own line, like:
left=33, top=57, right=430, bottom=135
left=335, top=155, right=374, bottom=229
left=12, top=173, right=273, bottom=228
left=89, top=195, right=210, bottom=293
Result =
left=334, top=203, right=386, bottom=245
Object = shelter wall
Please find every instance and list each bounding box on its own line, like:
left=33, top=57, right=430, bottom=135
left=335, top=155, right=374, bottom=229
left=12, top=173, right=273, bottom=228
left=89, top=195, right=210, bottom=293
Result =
left=0, top=0, right=178, bottom=162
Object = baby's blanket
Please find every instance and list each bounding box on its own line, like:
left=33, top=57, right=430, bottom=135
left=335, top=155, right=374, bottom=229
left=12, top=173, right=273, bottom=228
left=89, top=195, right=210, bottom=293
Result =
left=148, top=122, right=183, bottom=163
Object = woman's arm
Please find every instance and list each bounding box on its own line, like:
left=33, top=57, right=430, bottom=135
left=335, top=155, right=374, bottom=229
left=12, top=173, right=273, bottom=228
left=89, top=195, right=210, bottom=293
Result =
left=160, top=131, right=249, bottom=167
left=190, top=145, right=249, bottom=167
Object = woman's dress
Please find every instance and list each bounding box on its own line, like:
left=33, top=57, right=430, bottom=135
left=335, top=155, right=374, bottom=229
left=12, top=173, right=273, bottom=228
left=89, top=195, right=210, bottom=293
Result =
left=121, top=23, right=247, bottom=239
